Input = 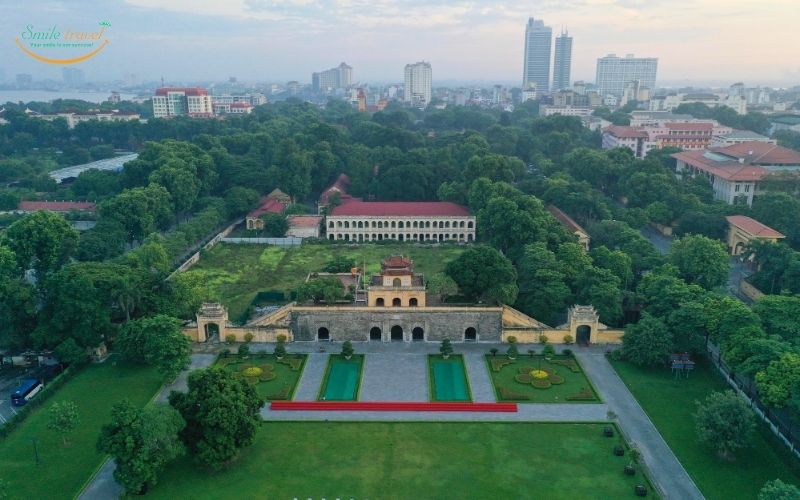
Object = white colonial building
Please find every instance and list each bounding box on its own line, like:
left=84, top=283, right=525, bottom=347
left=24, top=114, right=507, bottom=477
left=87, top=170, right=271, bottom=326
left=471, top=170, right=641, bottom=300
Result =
left=326, top=201, right=475, bottom=243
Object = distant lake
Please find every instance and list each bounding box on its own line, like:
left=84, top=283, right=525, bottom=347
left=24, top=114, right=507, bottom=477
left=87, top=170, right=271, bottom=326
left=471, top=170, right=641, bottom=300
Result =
left=0, top=90, right=138, bottom=104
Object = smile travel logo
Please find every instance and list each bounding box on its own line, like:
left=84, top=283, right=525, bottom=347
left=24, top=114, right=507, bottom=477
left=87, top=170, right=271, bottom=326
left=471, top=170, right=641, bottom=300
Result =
left=15, top=21, right=111, bottom=64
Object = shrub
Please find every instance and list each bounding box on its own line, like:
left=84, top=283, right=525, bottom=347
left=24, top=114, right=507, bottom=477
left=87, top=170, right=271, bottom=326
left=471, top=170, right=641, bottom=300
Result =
left=549, top=358, right=579, bottom=372
left=567, top=388, right=597, bottom=401
left=341, top=341, right=354, bottom=358
left=220, top=348, right=231, bottom=358
left=225, top=334, right=236, bottom=345
left=440, top=339, right=454, bottom=358
left=527, top=349, right=536, bottom=358
left=274, top=342, right=286, bottom=358
left=277, top=334, right=287, bottom=343
left=542, top=345, right=556, bottom=357
left=532, top=379, right=552, bottom=389
left=563, top=334, right=574, bottom=345
left=539, top=335, right=549, bottom=345
left=624, top=465, right=636, bottom=476
left=613, top=445, right=625, bottom=456
left=499, top=386, right=531, bottom=401
left=603, top=426, right=614, bottom=437
left=267, top=385, right=292, bottom=400
left=489, top=357, right=513, bottom=372
left=244, top=332, right=254, bottom=343
left=507, top=344, right=518, bottom=359
left=242, top=366, right=263, bottom=377
left=562, top=348, right=574, bottom=358
left=507, top=335, right=517, bottom=344
left=635, top=485, right=648, bottom=497
left=237, top=344, right=250, bottom=357
left=277, top=356, right=303, bottom=371
left=489, top=348, right=499, bottom=357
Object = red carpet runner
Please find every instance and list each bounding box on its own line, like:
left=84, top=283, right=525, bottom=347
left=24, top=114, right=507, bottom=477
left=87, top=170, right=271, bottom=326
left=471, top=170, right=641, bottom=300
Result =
left=270, top=401, right=518, bottom=412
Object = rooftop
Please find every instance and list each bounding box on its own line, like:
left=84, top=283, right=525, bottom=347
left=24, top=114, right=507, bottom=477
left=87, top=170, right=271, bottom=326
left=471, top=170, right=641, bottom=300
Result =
left=547, top=205, right=587, bottom=235
left=726, top=215, right=785, bottom=239
left=329, top=201, right=471, bottom=217
left=18, top=200, right=96, bottom=212
left=287, top=215, right=322, bottom=228
left=604, top=125, right=647, bottom=139
left=672, top=141, right=800, bottom=181
left=154, top=87, right=209, bottom=96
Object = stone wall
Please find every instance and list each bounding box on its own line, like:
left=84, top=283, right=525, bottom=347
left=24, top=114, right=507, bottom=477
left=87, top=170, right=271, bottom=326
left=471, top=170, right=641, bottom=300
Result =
left=291, top=306, right=502, bottom=342
left=740, top=280, right=765, bottom=302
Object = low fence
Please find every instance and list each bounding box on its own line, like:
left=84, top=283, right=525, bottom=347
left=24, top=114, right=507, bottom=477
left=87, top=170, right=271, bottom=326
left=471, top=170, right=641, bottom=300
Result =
left=707, top=346, right=800, bottom=459
left=168, top=218, right=243, bottom=279
left=222, top=237, right=302, bottom=246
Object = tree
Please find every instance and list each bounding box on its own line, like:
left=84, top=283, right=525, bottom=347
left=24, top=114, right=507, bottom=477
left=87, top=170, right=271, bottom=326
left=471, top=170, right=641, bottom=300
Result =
left=224, top=186, right=259, bottom=217
left=515, top=243, right=570, bottom=325
left=756, top=352, right=800, bottom=410
left=75, top=219, right=128, bottom=262
left=758, top=479, right=800, bottom=500
left=259, top=213, right=288, bottom=237
left=753, top=295, right=800, bottom=345
left=117, top=315, right=191, bottom=380
left=445, top=246, right=518, bottom=304
left=694, top=390, right=755, bottom=461
left=440, top=338, right=454, bottom=359
left=5, top=211, right=79, bottom=281
left=47, top=401, right=79, bottom=445
left=622, top=313, right=673, bottom=366
left=53, top=338, right=88, bottom=366
left=97, top=401, right=186, bottom=495
left=297, top=276, right=346, bottom=304
left=426, top=272, right=459, bottom=301
left=323, top=255, right=356, bottom=273
left=341, top=340, right=354, bottom=359
left=169, top=367, right=263, bottom=469
left=668, top=234, right=729, bottom=290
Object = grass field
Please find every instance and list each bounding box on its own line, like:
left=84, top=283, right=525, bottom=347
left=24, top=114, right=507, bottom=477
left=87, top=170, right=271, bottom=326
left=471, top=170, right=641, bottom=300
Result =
left=486, top=354, right=600, bottom=403
left=318, top=354, right=364, bottom=401
left=0, top=359, right=163, bottom=499
left=218, top=353, right=307, bottom=401
left=145, top=422, right=657, bottom=499
left=612, top=358, right=800, bottom=499
left=180, top=243, right=465, bottom=321
left=428, top=354, right=471, bottom=401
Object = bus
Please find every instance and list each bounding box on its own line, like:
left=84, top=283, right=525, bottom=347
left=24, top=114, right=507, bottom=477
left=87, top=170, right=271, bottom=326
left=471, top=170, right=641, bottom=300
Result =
left=11, top=378, right=43, bottom=407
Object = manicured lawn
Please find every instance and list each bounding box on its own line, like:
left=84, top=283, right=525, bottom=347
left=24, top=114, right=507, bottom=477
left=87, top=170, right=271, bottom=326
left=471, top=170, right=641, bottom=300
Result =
left=217, top=353, right=307, bottom=401
left=146, top=422, right=657, bottom=499
left=318, top=354, right=364, bottom=401
left=486, top=354, right=600, bottom=403
left=0, top=358, right=163, bottom=499
left=612, top=358, right=800, bottom=499
left=180, top=243, right=465, bottom=320
left=428, top=354, right=471, bottom=401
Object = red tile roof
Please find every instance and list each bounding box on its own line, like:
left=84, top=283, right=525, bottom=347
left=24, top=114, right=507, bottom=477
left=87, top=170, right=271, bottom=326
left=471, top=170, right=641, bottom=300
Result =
left=673, top=150, right=769, bottom=181
left=664, top=122, right=714, bottom=131
left=329, top=201, right=471, bottom=217
left=319, top=173, right=353, bottom=205
left=154, top=87, right=209, bottom=96
left=604, top=125, right=647, bottom=139
left=18, top=201, right=96, bottom=212
left=716, top=142, right=800, bottom=165
left=726, top=215, right=785, bottom=239
left=247, top=198, right=287, bottom=219
left=547, top=205, right=587, bottom=234
left=383, top=256, right=413, bottom=268
left=287, top=215, right=322, bottom=228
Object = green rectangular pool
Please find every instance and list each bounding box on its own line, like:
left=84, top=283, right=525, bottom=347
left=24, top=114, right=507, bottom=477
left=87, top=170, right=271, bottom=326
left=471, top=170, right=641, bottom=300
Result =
left=429, top=355, right=471, bottom=401
left=319, top=355, right=363, bottom=401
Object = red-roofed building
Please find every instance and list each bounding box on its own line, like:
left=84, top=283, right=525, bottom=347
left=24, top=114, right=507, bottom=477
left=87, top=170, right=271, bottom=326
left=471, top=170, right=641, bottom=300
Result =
left=245, top=189, right=291, bottom=230
left=152, top=87, right=213, bottom=118
left=726, top=215, right=785, bottom=255
left=326, top=201, right=475, bottom=243
left=17, top=200, right=96, bottom=213
left=318, top=174, right=359, bottom=212
left=673, top=141, right=800, bottom=205
left=602, top=121, right=732, bottom=158
left=547, top=205, right=590, bottom=251
left=287, top=215, right=323, bottom=238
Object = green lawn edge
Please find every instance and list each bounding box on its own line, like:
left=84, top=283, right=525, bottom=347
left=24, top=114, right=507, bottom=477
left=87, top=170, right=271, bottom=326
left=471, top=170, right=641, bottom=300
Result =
left=316, top=353, right=365, bottom=401
left=427, top=354, right=472, bottom=402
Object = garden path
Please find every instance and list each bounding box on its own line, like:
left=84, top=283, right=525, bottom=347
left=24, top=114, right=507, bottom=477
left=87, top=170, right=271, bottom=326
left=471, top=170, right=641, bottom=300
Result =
left=463, top=352, right=497, bottom=402
left=360, top=353, right=428, bottom=401
left=575, top=349, right=704, bottom=500
left=292, top=352, right=329, bottom=401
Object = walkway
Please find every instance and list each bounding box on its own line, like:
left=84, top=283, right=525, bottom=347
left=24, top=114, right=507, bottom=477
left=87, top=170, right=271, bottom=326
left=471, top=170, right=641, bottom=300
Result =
left=360, top=353, right=428, bottom=401
left=575, top=349, right=703, bottom=500
left=78, top=354, right=216, bottom=500
left=463, top=352, right=496, bottom=402
left=292, top=353, right=329, bottom=401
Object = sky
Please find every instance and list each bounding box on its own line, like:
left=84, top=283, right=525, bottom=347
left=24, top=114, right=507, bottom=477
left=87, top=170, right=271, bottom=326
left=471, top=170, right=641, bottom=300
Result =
left=0, top=0, right=798, bottom=87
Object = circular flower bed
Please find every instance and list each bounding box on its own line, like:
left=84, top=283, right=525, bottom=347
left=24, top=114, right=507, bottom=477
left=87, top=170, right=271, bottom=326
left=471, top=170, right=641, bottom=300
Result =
left=514, top=366, right=564, bottom=389
left=243, top=366, right=263, bottom=378
left=531, top=370, right=549, bottom=379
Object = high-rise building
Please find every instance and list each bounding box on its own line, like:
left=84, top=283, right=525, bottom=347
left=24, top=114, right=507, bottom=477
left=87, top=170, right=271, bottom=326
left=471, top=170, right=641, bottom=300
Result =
left=152, top=87, right=213, bottom=118
left=312, top=62, right=353, bottom=92
left=62, top=67, right=85, bottom=87
left=595, top=54, right=658, bottom=96
left=522, top=17, right=552, bottom=92
left=404, top=61, right=432, bottom=108
left=552, top=31, right=572, bottom=92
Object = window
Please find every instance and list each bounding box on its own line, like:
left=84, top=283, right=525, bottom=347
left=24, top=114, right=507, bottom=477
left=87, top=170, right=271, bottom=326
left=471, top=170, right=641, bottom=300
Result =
left=393, top=278, right=401, bottom=287
left=744, top=185, right=751, bottom=193
left=735, top=184, right=740, bottom=192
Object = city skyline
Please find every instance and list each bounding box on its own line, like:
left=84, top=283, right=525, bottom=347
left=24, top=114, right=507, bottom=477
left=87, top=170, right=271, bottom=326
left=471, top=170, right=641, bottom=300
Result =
left=0, top=1, right=798, bottom=86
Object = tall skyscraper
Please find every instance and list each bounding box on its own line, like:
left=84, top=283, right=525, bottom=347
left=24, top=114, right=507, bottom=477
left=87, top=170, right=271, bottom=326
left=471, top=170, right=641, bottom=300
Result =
left=552, top=31, right=573, bottom=91
left=312, top=62, right=353, bottom=92
left=595, top=54, right=658, bottom=96
left=404, top=61, right=432, bottom=108
left=62, top=67, right=85, bottom=87
left=522, top=17, right=552, bottom=92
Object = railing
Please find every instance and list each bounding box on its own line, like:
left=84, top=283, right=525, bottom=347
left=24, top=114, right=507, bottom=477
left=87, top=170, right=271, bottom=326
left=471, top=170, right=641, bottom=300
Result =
left=707, top=344, right=800, bottom=459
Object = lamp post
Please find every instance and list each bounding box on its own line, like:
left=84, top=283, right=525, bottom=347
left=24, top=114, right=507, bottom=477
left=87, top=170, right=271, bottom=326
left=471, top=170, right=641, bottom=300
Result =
left=31, top=437, right=40, bottom=465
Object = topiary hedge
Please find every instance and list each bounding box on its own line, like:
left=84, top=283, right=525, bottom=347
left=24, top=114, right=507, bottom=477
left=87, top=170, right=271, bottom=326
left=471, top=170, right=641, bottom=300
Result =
left=498, top=386, right=531, bottom=401
left=489, top=357, right=514, bottom=372
left=567, top=387, right=597, bottom=401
